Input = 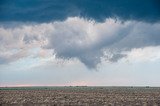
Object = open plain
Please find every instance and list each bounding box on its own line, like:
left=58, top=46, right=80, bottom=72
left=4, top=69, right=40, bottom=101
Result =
left=0, top=86, right=160, bottom=106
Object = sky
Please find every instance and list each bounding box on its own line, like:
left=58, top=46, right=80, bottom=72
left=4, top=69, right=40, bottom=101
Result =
left=0, top=0, right=160, bottom=87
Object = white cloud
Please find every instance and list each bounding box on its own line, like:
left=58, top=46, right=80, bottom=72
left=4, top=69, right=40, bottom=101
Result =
left=122, top=46, right=160, bottom=62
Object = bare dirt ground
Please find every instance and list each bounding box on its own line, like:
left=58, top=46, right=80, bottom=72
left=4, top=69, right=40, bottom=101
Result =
left=0, top=87, right=160, bottom=106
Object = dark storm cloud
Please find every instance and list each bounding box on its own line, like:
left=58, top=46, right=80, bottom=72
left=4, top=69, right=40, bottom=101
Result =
left=0, top=0, right=160, bottom=68
left=0, top=0, right=160, bottom=22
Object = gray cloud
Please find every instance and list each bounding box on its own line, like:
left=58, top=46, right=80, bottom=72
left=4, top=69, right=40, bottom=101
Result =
left=0, top=17, right=160, bottom=68
left=46, top=17, right=160, bottom=68
left=111, top=22, right=160, bottom=50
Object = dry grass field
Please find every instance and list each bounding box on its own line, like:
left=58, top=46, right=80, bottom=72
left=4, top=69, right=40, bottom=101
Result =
left=0, top=86, right=160, bottom=106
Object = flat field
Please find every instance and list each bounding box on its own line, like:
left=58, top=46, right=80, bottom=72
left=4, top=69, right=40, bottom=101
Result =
left=0, top=86, right=160, bottom=106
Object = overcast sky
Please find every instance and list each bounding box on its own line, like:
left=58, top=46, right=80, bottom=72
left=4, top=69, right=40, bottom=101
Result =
left=0, top=0, right=160, bottom=87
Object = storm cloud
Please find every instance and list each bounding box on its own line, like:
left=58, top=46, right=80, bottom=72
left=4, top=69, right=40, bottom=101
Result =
left=0, top=0, right=160, bottom=22
left=0, top=17, right=160, bottom=68
left=46, top=17, right=160, bottom=68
